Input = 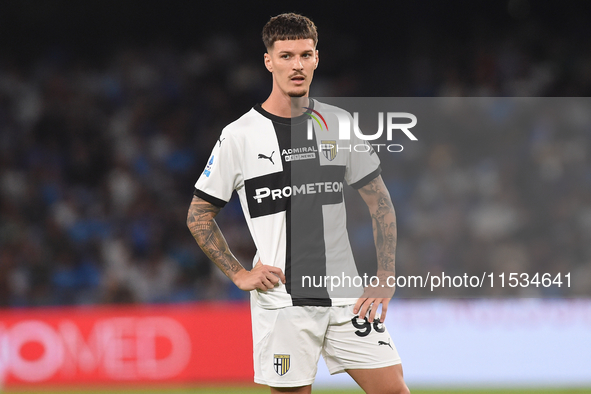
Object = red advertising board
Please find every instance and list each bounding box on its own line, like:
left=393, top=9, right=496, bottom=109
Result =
left=0, top=302, right=253, bottom=388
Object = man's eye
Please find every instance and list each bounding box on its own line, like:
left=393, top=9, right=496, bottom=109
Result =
left=281, top=54, right=289, bottom=59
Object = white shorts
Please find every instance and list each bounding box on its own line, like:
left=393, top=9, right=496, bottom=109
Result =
left=251, top=297, right=402, bottom=387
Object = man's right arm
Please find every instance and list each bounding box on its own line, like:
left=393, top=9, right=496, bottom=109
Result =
left=186, top=195, right=285, bottom=291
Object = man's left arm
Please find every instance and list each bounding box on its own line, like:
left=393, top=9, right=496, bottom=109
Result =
left=354, top=174, right=397, bottom=323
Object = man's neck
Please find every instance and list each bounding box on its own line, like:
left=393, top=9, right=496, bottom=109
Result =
left=261, top=91, right=309, bottom=118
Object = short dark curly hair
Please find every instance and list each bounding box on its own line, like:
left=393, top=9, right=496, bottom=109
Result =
left=262, top=13, right=318, bottom=50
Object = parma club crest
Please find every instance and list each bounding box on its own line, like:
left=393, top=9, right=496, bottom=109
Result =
left=273, top=354, right=290, bottom=376
left=320, top=140, right=337, bottom=161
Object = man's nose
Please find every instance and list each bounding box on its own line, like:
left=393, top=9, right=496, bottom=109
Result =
left=292, top=56, right=304, bottom=70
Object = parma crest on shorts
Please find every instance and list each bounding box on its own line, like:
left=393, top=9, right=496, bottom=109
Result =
left=273, top=354, right=290, bottom=376
left=320, top=140, right=337, bottom=161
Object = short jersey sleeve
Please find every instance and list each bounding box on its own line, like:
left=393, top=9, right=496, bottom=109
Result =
left=344, top=132, right=381, bottom=189
left=194, top=130, right=242, bottom=207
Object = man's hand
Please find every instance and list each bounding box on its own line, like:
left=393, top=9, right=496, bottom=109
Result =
left=232, top=260, right=286, bottom=291
left=353, top=270, right=395, bottom=323
left=354, top=296, right=391, bottom=324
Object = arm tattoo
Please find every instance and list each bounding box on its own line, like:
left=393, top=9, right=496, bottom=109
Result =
left=187, top=196, right=244, bottom=278
left=359, top=177, right=397, bottom=273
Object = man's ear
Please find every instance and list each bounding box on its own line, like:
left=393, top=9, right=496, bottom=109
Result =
left=314, top=49, right=319, bottom=69
left=264, top=52, right=273, bottom=72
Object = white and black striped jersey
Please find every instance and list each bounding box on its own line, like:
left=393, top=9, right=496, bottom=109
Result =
left=194, top=100, right=381, bottom=309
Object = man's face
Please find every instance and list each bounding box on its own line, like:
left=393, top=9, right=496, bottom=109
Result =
left=264, top=38, right=318, bottom=98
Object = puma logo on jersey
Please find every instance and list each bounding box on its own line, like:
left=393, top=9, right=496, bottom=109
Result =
left=378, top=339, right=393, bottom=350
left=258, top=151, right=275, bottom=165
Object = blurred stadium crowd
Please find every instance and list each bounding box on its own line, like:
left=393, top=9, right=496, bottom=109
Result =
left=1, top=2, right=591, bottom=306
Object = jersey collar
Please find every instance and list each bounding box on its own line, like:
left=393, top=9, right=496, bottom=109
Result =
left=254, top=98, right=315, bottom=126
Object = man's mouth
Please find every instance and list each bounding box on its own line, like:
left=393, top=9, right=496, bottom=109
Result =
left=291, top=75, right=305, bottom=82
